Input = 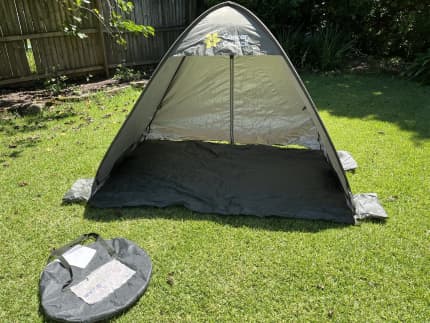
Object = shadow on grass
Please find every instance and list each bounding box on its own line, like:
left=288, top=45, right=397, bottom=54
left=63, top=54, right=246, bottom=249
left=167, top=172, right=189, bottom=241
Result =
left=305, top=73, right=430, bottom=142
left=0, top=107, right=78, bottom=161
left=0, top=120, right=48, bottom=136
left=83, top=205, right=349, bottom=233
left=0, top=134, right=42, bottom=161
left=0, top=106, right=76, bottom=136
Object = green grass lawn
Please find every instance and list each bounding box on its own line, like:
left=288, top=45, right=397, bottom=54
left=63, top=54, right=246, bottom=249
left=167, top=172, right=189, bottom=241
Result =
left=1, top=73, right=429, bottom=322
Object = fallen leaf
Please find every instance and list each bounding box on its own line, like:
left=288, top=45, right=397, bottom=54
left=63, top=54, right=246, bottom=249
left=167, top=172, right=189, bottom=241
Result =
left=166, top=272, right=175, bottom=286
left=386, top=195, right=398, bottom=202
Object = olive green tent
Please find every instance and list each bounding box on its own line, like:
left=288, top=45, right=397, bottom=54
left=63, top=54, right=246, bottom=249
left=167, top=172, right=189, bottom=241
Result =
left=65, top=2, right=387, bottom=223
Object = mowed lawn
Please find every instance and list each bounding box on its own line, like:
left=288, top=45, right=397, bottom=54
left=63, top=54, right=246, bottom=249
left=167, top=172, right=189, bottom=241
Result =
left=0, top=73, right=429, bottom=322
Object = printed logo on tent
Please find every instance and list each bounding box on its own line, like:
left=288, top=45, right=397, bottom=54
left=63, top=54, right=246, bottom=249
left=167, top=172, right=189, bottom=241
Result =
left=205, top=33, right=221, bottom=48
left=219, top=32, right=250, bottom=47
left=205, top=32, right=251, bottom=50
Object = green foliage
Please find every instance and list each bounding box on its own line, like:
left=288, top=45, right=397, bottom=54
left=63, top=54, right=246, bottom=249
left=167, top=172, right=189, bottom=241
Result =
left=44, top=75, right=69, bottom=95
left=360, top=0, right=430, bottom=58
left=278, top=25, right=354, bottom=71
left=403, top=49, right=430, bottom=84
left=307, top=25, right=355, bottom=71
left=277, top=26, right=309, bottom=69
left=203, top=1, right=430, bottom=69
left=62, top=0, right=154, bottom=46
left=113, top=64, right=142, bottom=82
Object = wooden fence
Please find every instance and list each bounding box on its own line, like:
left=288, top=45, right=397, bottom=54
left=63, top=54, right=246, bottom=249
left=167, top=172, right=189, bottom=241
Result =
left=0, top=0, right=197, bottom=86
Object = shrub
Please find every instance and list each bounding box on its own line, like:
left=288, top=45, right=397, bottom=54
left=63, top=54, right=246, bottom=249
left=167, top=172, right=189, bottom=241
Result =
left=44, top=75, right=69, bottom=95
left=278, top=25, right=354, bottom=71
left=403, top=50, right=430, bottom=84
left=277, top=26, right=309, bottom=69
left=202, top=0, right=430, bottom=68
left=113, top=64, right=142, bottom=82
left=306, top=25, right=354, bottom=71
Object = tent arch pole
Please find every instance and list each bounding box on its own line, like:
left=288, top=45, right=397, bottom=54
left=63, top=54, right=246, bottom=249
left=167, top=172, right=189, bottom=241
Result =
left=230, top=55, right=235, bottom=144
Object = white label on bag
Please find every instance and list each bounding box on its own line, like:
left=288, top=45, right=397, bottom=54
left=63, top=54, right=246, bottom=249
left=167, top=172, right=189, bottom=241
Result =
left=71, top=259, right=136, bottom=304
left=62, top=245, right=96, bottom=269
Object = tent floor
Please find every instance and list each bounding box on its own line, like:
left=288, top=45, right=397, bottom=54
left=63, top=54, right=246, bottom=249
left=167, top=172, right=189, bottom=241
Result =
left=90, top=140, right=354, bottom=223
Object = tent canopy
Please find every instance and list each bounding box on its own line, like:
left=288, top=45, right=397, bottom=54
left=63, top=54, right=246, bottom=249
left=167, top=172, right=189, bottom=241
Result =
left=89, top=1, right=357, bottom=223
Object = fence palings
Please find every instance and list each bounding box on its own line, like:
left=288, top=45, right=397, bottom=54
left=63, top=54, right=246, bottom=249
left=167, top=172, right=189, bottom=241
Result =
left=0, top=0, right=197, bottom=86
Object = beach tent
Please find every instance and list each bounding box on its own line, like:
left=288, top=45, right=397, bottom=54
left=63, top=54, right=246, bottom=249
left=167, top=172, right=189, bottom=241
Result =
left=78, top=2, right=386, bottom=223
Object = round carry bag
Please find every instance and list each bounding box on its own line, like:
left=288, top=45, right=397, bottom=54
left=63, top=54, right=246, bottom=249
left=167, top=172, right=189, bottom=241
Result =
left=39, top=233, right=152, bottom=322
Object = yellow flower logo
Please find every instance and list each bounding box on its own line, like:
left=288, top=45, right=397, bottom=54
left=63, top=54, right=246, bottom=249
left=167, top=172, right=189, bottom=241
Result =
left=205, top=32, right=221, bottom=49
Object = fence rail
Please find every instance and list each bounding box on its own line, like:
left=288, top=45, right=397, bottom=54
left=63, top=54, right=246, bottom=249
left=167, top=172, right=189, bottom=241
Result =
left=0, top=0, right=197, bottom=86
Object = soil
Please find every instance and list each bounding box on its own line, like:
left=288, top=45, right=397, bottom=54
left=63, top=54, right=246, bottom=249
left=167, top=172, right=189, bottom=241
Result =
left=0, top=78, right=148, bottom=115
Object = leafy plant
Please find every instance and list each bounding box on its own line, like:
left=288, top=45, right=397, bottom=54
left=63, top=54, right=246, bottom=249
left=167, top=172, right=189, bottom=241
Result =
left=86, top=73, right=94, bottom=83
left=306, top=25, right=354, bottom=71
left=44, top=75, right=69, bottom=95
left=113, top=64, right=142, bottom=82
left=277, top=26, right=310, bottom=69
left=203, top=1, right=430, bottom=66
left=61, top=0, right=155, bottom=46
left=403, top=49, right=430, bottom=84
left=278, top=25, right=354, bottom=71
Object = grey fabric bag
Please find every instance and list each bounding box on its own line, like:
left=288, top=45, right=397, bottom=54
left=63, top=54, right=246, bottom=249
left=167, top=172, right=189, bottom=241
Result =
left=39, top=233, right=152, bottom=322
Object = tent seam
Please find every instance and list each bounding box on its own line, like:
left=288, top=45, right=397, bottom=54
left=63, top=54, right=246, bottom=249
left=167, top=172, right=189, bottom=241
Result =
left=143, top=56, right=187, bottom=141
